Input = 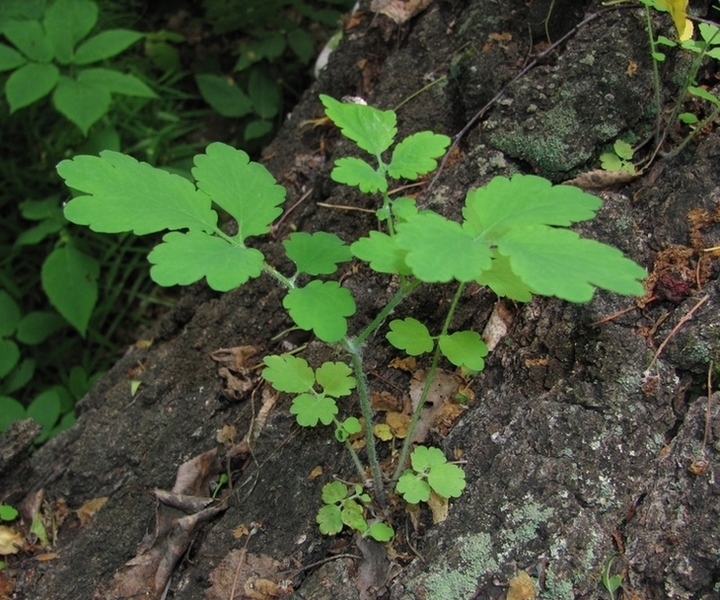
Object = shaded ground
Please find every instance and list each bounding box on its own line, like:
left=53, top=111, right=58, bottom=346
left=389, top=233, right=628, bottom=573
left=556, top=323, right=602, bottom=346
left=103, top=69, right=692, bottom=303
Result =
left=2, top=0, right=720, bottom=598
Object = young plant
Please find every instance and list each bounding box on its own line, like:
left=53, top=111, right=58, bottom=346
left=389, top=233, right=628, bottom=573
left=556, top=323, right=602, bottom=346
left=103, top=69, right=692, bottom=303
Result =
left=0, top=0, right=157, bottom=134
left=601, top=552, right=623, bottom=600
left=56, top=96, right=646, bottom=539
left=600, top=139, right=636, bottom=175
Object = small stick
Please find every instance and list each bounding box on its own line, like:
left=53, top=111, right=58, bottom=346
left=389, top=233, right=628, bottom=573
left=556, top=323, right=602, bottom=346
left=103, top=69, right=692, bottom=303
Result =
left=316, top=202, right=375, bottom=213
left=272, top=188, right=313, bottom=235
left=647, top=294, right=709, bottom=371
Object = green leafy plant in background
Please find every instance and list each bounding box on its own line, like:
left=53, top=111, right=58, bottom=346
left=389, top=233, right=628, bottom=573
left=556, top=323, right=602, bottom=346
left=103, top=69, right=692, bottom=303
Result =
left=0, top=0, right=157, bottom=134
left=56, top=96, right=646, bottom=539
left=601, top=552, right=623, bottom=599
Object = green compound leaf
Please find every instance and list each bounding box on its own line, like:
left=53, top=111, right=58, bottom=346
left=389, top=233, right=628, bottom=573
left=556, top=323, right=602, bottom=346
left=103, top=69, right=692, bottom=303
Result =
left=59, top=151, right=216, bottom=235
left=193, top=142, right=285, bottom=240
left=462, top=174, right=601, bottom=240
left=613, top=139, right=634, bottom=160
left=496, top=225, right=646, bottom=302
left=351, top=231, right=411, bottom=275
left=341, top=499, right=366, bottom=531
left=335, top=416, right=362, bottom=442
left=315, top=361, right=355, bottom=398
left=0, top=43, right=26, bottom=71
left=290, top=393, right=338, bottom=426
left=41, top=246, right=99, bottom=336
left=438, top=330, right=488, bottom=371
left=6, top=62, right=59, bottom=112
left=283, top=232, right=352, bottom=276
left=387, top=131, right=451, bottom=180
left=320, top=94, right=396, bottom=156
left=395, top=212, right=492, bottom=282
left=410, top=445, right=449, bottom=472
left=78, top=68, right=157, bottom=98
left=53, top=75, right=111, bottom=134
left=600, top=152, right=622, bottom=172
left=262, top=354, right=315, bottom=394
left=386, top=318, right=434, bottom=355
left=317, top=504, right=343, bottom=535
left=283, top=280, right=356, bottom=343
left=367, top=522, right=394, bottom=542
left=322, top=481, right=349, bottom=504
left=2, top=19, right=54, bottom=62
left=195, top=73, right=254, bottom=118
left=0, top=290, right=21, bottom=337
left=396, top=471, right=431, bottom=504
left=427, top=462, right=466, bottom=499
left=392, top=197, right=418, bottom=222
left=73, top=29, right=144, bottom=65
left=43, top=0, right=98, bottom=64
left=331, top=157, right=387, bottom=193
left=147, top=231, right=264, bottom=291
left=476, top=252, right=534, bottom=301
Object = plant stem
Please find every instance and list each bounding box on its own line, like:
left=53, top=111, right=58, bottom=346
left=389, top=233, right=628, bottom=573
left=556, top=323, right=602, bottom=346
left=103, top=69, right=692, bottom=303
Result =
left=263, top=263, right=296, bottom=289
left=354, top=278, right=421, bottom=347
left=645, top=5, right=663, bottom=145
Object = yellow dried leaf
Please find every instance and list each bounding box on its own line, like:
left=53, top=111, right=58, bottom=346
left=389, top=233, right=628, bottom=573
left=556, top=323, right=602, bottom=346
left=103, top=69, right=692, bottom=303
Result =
left=388, top=356, right=416, bottom=372
left=507, top=571, right=537, bottom=600
left=308, top=465, right=324, bottom=480
left=233, top=524, right=250, bottom=538
left=386, top=411, right=411, bottom=439
left=0, top=526, right=23, bottom=555
left=373, top=423, right=394, bottom=441
left=427, top=491, right=449, bottom=524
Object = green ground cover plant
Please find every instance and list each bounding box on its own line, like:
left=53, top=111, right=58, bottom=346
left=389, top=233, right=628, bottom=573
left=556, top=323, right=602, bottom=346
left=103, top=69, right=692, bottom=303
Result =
left=56, top=95, right=646, bottom=539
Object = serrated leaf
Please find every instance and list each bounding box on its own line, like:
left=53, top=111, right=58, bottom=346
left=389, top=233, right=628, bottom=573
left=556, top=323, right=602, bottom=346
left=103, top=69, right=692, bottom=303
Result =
left=427, top=462, right=466, bottom=498
left=322, top=481, right=349, bottom=504
left=59, top=151, right=216, bottom=235
left=463, top=174, right=602, bottom=240
left=410, top=446, right=448, bottom=471
left=43, top=0, right=98, bottom=64
left=497, top=225, right=646, bottom=302
left=283, top=280, right=356, bottom=343
left=73, top=29, right=143, bottom=64
left=317, top=504, right=343, bottom=535
left=52, top=75, right=111, bottom=134
left=0, top=396, right=25, bottom=432
left=320, top=94, right=396, bottom=156
left=2, top=19, right=53, bottom=62
left=476, top=252, right=534, bottom=301
left=195, top=73, right=253, bottom=118
left=331, top=157, right=387, bottom=193
left=27, top=387, right=61, bottom=442
left=396, top=471, right=430, bottom=503
left=613, top=139, right=634, bottom=160
left=192, top=142, right=285, bottom=240
left=392, top=197, right=418, bottom=221
left=283, top=232, right=352, bottom=275
left=0, top=290, right=20, bottom=337
left=248, top=68, right=281, bottom=119
left=387, top=131, right=450, bottom=180
left=0, top=42, right=26, bottom=71
left=5, top=62, right=59, bottom=112
left=438, top=330, right=488, bottom=371
left=41, top=246, right=98, bottom=336
left=315, top=361, right=355, bottom=397
left=367, top=522, right=394, bottom=541
left=148, top=231, right=264, bottom=291
left=290, top=393, right=338, bottom=426
left=351, top=231, right=411, bottom=275
left=386, top=318, right=433, bottom=355
left=600, top=152, right=622, bottom=172
left=341, top=499, right=366, bottom=530
left=262, top=354, right=315, bottom=393
left=78, top=68, right=157, bottom=98
left=395, top=212, right=492, bottom=282
left=16, top=311, right=65, bottom=345
left=0, top=341, right=20, bottom=379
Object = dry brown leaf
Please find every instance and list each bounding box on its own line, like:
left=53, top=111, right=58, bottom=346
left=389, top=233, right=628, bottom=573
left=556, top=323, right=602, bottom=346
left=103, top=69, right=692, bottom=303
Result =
left=76, top=497, right=108, bottom=526
left=388, top=356, right=416, bottom=372
left=308, top=466, right=324, bottom=480
left=210, top=346, right=259, bottom=371
left=370, top=0, right=433, bottom=24
left=217, top=424, right=237, bottom=446
left=427, top=490, right=449, bottom=524
left=432, top=399, right=465, bottom=436
left=206, top=550, right=290, bottom=600
left=0, top=526, right=23, bottom=555
left=563, top=169, right=636, bottom=190
left=385, top=411, right=410, bottom=438
left=244, top=385, right=279, bottom=444
left=482, top=300, right=514, bottom=351
left=507, top=571, right=537, bottom=600
left=409, top=369, right=462, bottom=444
left=489, top=31, right=512, bottom=42
left=35, top=552, right=59, bottom=562
left=370, top=391, right=403, bottom=412
left=211, top=346, right=260, bottom=401
left=233, top=524, right=250, bottom=539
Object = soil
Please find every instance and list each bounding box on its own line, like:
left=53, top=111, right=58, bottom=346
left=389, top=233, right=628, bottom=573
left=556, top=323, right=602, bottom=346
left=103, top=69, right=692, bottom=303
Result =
left=2, top=1, right=720, bottom=599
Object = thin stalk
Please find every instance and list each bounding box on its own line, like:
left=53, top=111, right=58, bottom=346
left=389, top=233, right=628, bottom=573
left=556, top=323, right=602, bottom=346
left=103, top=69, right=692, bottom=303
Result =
left=645, top=5, right=663, bottom=145
left=391, top=282, right=466, bottom=484
left=354, top=278, right=421, bottom=347
left=338, top=430, right=368, bottom=483
left=263, top=263, right=296, bottom=289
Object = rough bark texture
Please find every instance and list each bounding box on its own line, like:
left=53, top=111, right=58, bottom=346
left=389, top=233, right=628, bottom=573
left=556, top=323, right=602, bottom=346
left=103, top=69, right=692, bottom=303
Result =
left=2, top=1, right=720, bottom=599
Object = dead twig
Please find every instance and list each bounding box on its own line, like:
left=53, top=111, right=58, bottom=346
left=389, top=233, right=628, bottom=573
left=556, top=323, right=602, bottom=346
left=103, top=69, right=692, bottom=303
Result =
left=647, top=294, right=709, bottom=371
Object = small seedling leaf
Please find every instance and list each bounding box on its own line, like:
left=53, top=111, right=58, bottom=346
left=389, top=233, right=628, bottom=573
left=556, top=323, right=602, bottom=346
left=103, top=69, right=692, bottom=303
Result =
left=73, top=29, right=144, bottom=65
left=317, top=504, right=343, bottom=535
left=193, top=142, right=285, bottom=240
left=262, top=354, right=315, bottom=393
left=60, top=151, right=216, bottom=235
left=283, top=280, right=356, bottom=343
left=0, top=506, right=18, bottom=522
left=496, top=225, right=646, bottom=302
left=335, top=416, right=361, bottom=442
left=6, top=62, right=59, bottom=112
left=396, top=471, right=431, bottom=503
left=290, top=393, right=338, bottom=426
left=438, top=330, right=488, bottom=371
left=600, top=152, right=623, bottom=172
left=427, top=462, right=466, bottom=498
left=315, top=361, right=355, bottom=397
left=320, top=94, right=396, bottom=156
left=395, top=212, right=492, bottom=282
left=148, top=232, right=264, bottom=290
left=613, top=140, right=634, bottom=160
left=387, top=131, right=451, bottom=180
left=476, top=252, right=534, bottom=301
left=340, top=499, right=366, bottom=530
left=367, top=522, right=394, bottom=541
left=351, top=231, right=411, bottom=275
left=331, top=157, right=387, bottom=193
left=386, top=318, right=434, bottom=355
left=410, top=446, right=449, bottom=472
left=321, top=481, right=348, bottom=504
left=688, top=86, right=720, bottom=107
left=283, top=232, right=352, bottom=275
left=679, top=112, right=699, bottom=124
left=463, top=174, right=601, bottom=240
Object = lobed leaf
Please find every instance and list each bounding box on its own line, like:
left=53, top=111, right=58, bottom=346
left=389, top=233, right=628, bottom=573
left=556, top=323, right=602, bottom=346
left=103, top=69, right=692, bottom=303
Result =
left=387, top=131, right=451, bottom=180
left=283, top=280, right=356, bottom=343
left=335, top=416, right=361, bottom=442
left=475, top=252, right=534, bottom=301
left=193, top=142, right=285, bottom=240
left=395, top=212, right=492, bottom=282
left=315, top=361, right=355, bottom=397
left=283, top=232, right=352, bottom=276
left=331, top=157, right=387, bottom=193
left=391, top=197, right=418, bottom=222
left=148, top=231, right=264, bottom=291
left=6, top=62, right=59, bottom=112
left=462, top=174, right=601, bottom=240
left=427, top=462, right=466, bottom=499
left=410, top=446, right=448, bottom=472
left=438, top=331, right=488, bottom=371
left=290, top=393, right=338, bottom=426
left=386, top=318, right=434, bottom=355
left=73, top=29, right=144, bottom=65
left=320, top=94, right=396, bottom=156
left=497, top=225, right=646, bottom=302
left=53, top=75, right=111, bottom=134
left=340, top=499, right=366, bottom=531
left=396, top=471, right=431, bottom=504
left=367, top=522, right=394, bottom=542
left=316, top=504, right=343, bottom=535
left=59, top=151, right=216, bottom=235
left=262, top=354, right=315, bottom=394
left=321, top=481, right=348, bottom=504
left=351, top=231, right=411, bottom=275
